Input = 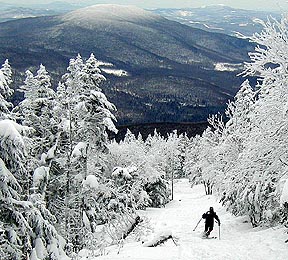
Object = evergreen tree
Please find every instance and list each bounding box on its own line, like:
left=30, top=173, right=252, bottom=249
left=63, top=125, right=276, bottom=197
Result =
left=108, top=130, right=171, bottom=207
left=0, top=119, right=30, bottom=193
left=0, top=59, right=13, bottom=119
left=0, top=119, right=68, bottom=260
left=48, top=54, right=117, bottom=252
left=16, top=66, right=56, bottom=160
left=186, top=16, right=288, bottom=229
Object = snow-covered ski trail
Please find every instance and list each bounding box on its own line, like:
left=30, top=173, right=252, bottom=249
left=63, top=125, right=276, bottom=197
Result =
left=82, top=179, right=288, bottom=260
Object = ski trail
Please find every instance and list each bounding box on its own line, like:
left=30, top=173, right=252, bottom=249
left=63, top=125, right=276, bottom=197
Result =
left=85, top=179, right=288, bottom=260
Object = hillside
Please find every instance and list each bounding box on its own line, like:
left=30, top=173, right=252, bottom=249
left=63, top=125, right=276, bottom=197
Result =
left=0, top=4, right=255, bottom=124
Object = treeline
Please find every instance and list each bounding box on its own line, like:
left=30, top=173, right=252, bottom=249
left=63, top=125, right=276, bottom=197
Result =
left=109, top=121, right=209, bottom=142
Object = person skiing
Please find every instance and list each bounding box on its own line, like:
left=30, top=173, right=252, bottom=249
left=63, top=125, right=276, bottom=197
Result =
left=202, top=207, right=220, bottom=237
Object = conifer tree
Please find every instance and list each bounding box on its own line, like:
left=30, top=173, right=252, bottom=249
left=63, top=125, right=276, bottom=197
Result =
left=17, top=65, right=56, bottom=159
left=49, top=54, right=117, bottom=252
left=0, top=119, right=68, bottom=260
left=0, top=59, right=13, bottom=119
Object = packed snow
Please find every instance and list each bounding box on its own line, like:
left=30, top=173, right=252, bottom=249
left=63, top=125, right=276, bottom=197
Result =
left=80, top=179, right=288, bottom=260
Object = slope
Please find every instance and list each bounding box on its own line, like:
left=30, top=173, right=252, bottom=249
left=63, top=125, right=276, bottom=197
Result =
left=84, top=179, right=288, bottom=260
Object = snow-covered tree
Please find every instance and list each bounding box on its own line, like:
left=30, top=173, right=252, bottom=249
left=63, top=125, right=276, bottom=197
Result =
left=0, top=119, right=31, bottom=192
left=0, top=158, right=69, bottom=260
left=187, top=16, right=288, bottom=229
left=16, top=65, right=56, bottom=160
left=184, top=135, right=202, bottom=184
left=0, top=59, right=13, bottom=119
left=108, top=130, right=172, bottom=207
left=47, top=54, right=117, bottom=252
left=0, top=118, right=68, bottom=260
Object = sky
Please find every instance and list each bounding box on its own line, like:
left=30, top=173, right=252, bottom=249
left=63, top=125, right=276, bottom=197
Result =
left=3, top=0, right=288, bottom=12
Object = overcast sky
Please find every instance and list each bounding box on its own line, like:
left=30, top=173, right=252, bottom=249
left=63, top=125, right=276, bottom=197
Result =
left=5, top=0, right=288, bottom=12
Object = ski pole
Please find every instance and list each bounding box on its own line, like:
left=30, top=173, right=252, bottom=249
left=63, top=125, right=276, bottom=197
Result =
left=218, top=224, right=221, bottom=240
left=193, top=218, right=202, bottom=231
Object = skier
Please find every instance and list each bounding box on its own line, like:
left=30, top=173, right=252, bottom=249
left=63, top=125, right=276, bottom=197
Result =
left=202, top=207, right=220, bottom=237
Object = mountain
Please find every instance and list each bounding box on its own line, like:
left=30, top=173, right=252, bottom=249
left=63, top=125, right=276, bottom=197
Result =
left=0, top=7, right=61, bottom=23
left=152, top=5, right=281, bottom=38
left=0, top=1, right=79, bottom=23
left=0, top=4, right=255, bottom=125
left=29, top=1, right=79, bottom=10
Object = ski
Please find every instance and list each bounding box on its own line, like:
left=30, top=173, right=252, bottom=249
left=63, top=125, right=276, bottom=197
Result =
left=201, top=236, right=217, bottom=239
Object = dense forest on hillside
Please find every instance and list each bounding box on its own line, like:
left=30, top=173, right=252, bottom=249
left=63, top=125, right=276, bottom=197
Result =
left=0, top=5, right=255, bottom=124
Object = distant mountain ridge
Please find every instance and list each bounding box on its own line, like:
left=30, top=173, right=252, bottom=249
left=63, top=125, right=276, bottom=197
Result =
left=0, top=1, right=80, bottom=22
left=152, top=5, right=281, bottom=38
left=0, top=4, right=255, bottom=125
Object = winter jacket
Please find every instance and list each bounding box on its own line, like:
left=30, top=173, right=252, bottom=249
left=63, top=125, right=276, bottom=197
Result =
left=202, top=211, right=220, bottom=226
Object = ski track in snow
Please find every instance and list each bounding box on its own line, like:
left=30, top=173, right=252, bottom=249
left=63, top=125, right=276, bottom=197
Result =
left=86, top=179, right=288, bottom=260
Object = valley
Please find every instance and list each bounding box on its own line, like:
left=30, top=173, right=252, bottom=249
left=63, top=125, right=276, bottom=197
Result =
left=0, top=4, right=255, bottom=125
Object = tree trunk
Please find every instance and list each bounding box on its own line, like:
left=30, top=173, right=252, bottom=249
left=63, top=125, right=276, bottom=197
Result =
left=203, top=181, right=213, bottom=195
left=121, top=215, right=142, bottom=240
left=171, top=171, right=174, bottom=200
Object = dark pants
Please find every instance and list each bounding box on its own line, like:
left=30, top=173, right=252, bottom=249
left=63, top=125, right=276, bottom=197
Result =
left=205, top=223, right=213, bottom=236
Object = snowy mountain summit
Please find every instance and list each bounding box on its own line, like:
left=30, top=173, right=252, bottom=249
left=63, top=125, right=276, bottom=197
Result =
left=62, top=4, right=161, bottom=24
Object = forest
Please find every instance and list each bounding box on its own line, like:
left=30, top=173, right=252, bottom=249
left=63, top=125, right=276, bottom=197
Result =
left=0, top=16, right=288, bottom=259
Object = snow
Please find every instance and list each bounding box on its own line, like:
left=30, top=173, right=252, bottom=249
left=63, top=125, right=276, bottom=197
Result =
left=9, top=198, right=33, bottom=209
left=178, top=11, right=193, bottom=17
left=90, top=90, right=114, bottom=110
left=59, top=118, right=70, bottom=132
left=83, top=211, right=91, bottom=231
left=30, top=249, right=40, bottom=260
left=103, top=117, right=118, bottom=133
left=46, top=144, right=57, bottom=160
left=40, top=144, right=56, bottom=165
left=142, top=230, right=173, bottom=247
left=0, top=70, right=6, bottom=89
left=79, top=179, right=288, bottom=260
left=280, top=179, right=288, bottom=205
left=82, top=175, right=99, bottom=190
left=112, top=166, right=137, bottom=180
left=214, top=63, right=241, bottom=72
left=96, top=61, right=113, bottom=67
left=200, top=23, right=224, bottom=31
left=33, top=166, right=49, bottom=188
left=62, top=4, right=160, bottom=25
left=34, top=237, right=48, bottom=259
left=72, top=142, right=87, bottom=158
left=47, top=241, right=59, bottom=259
left=101, top=68, right=129, bottom=77
left=0, top=158, right=18, bottom=186
left=0, top=119, right=30, bottom=141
